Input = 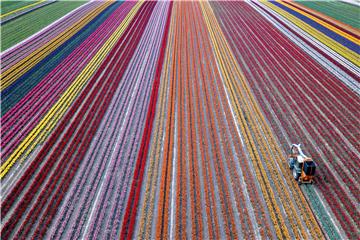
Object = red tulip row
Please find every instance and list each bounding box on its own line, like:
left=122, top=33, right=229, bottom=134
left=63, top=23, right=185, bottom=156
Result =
left=211, top=1, right=358, bottom=237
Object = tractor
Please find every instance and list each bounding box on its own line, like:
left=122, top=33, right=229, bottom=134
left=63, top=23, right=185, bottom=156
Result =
left=288, top=144, right=316, bottom=184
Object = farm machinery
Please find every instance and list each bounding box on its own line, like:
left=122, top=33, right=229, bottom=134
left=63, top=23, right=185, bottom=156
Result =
left=288, top=144, right=316, bottom=184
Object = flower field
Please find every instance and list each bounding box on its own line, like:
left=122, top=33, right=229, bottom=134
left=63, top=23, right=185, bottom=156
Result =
left=1, top=1, right=85, bottom=50
left=1, top=1, right=359, bottom=239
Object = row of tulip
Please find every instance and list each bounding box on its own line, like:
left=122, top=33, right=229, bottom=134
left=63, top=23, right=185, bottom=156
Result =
left=251, top=1, right=359, bottom=165
left=262, top=2, right=358, bottom=67
left=1, top=2, right=120, bottom=113
left=45, top=3, right=142, bottom=238
left=135, top=12, right=175, bottom=238
left=201, top=3, right=289, bottom=239
left=182, top=4, right=236, bottom=239
left=294, top=0, right=360, bottom=29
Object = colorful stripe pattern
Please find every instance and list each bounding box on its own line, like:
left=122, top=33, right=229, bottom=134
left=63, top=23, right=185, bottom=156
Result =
left=295, top=0, right=360, bottom=29
left=1, top=1, right=86, bottom=51
left=1, top=1, right=359, bottom=239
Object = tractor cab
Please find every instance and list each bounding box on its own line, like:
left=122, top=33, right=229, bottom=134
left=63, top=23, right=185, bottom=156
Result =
left=288, top=144, right=316, bottom=184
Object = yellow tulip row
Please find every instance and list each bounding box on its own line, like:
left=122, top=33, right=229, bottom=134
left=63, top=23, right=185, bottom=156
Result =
left=0, top=2, right=144, bottom=179
left=200, top=2, right=324, bottom=239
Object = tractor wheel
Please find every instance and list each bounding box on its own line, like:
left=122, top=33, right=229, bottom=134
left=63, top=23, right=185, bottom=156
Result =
left=293, top=168, right=300, bottom=180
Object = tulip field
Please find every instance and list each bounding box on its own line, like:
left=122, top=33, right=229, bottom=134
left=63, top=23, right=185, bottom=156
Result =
left=1, top=1, right=359, bottom=239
